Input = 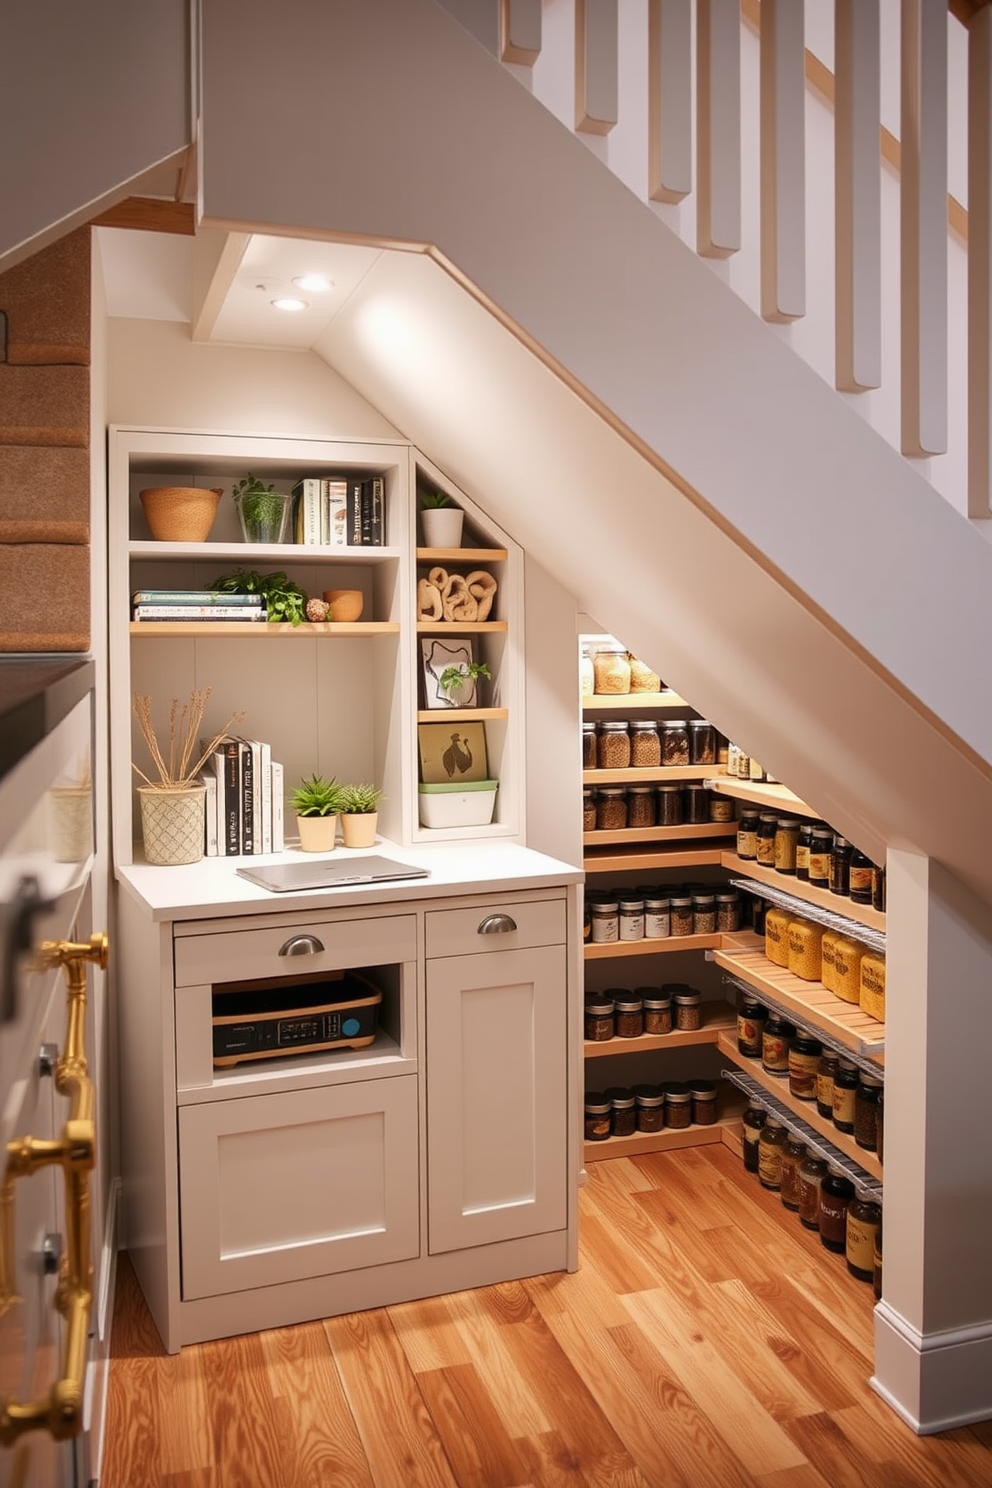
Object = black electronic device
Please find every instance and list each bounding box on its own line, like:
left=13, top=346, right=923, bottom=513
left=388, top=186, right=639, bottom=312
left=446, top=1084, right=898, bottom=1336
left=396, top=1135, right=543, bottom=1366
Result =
left=211, top=968, right=382, bottom=1067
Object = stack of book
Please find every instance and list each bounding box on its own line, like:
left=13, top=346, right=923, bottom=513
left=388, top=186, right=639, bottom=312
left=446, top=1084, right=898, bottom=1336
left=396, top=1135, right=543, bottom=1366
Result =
left=198, top=737, right=285, bottom=856
left=291, top=475, right=385, bottom=547
left=132, top=589, right=266, bottom=622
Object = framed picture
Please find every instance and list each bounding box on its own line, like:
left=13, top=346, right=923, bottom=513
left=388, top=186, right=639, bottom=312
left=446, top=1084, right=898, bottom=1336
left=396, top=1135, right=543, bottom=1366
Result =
left=421, top=636, right=479, bottom=709
left=418, top=721, right=489, bottom=784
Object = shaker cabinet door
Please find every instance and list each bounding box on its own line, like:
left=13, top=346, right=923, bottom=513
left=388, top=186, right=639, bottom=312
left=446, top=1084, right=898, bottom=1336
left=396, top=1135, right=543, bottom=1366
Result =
left=426, top=945, right=567, bottom=1253
left=179, top=1075, right=419, bottom=1299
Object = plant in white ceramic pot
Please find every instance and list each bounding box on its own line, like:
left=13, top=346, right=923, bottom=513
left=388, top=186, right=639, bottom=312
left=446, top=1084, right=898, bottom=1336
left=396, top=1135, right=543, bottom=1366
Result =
left=419, top=490, right=464, bottom=548
left=290, top=774, right=346, bottom=852
left=337, top=782, right=385, bottom=849
left=132, top=688, right=242, bottom=865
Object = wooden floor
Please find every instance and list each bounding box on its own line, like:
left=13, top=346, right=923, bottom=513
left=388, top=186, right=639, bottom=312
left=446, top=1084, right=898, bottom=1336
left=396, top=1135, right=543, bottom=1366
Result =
left=101, top=1145, right=992, bottom=1487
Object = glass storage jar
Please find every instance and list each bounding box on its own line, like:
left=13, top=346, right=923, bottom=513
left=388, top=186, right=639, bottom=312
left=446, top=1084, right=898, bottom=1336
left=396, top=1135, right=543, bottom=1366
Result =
left=688, top=719, right=716, bottom=764
left=635, top=1084, right=665, bottom=1132
left=605, top=1087, right=637, bottom=1139
left=764, top=906, right=792, bottom=967
left=787, top=918, right=825, bottom=981
left=708, top=793, right=736, bottom=823
left=798, top=1153, right=828, bottom=1230
left=758, top=1117, right=787, bottom=1189
left=854, top=1074, right=884, bottom=1151
left=691, top=892, right=717, bottom=934
left=847, top=1196, right=882, bottom=1282
left=597, top=721, right=631, bottom=770
left=642, top=993, right=672, bottom=1035
left=584, top=995, right=615, bottom=1041
left=796, top=821, right=813, bottom=880
left=737, top=809, right=759, bottom=860
left=669, top=894, right=694, bottom=937
left=809, top=827, right=834, bottom=887
left=663, top=1082, right=693, bottom=1129
left=816, top=1050, right=839, bottom=1119
left=788, top=1032, right=822, bottom=1100
left=682, top=783, right=710, bottom=823
left=830, top=836, right=852, bottom=896
left=584, top=1091, right=612, bottom=1142
left=832, top=1059, right=860, bottom=1133
left=849, top=848, right=873, bottom=903
left=780, top=1134, right=807, bottom=1210
left=762, top=1015, right=795, bottom=1074
left=618, top=896, right=645, bottom=941
left=582, top=788, right=597, bottom=832
left=819, top=1168, right=855, bottom=1252
left=626, top=785, right=656, bottom=829
left=661, top=720, right=690, bottom=766
left=629, top=719, right=661, bottom=767
left=737, top=997, right=767, bottom=1058
left=628, top=656, right=660, bottom=692
left=715, top=891, right=741, bottom=932
left=582, top=722, right=598, bottom=769
left=689, top=1079, right=718, bottom=1125
left=643, top=894, right=671, bottom=939
left=580, top=648, right=595, bottom=698
left=774, top=818, right=800, bottom=874
left=674, top=989, right=702, bottom=1030
left=595, top=787, right=627, bottom=831
left=756, top=814, right=778, bottom=866
left=742, top=1099, right=766, bottom=1172
left=593, top=648, right=630, bottom=695
left=831, top=935, right=864, bottom=1005
left=589, top=896, right=619, bottom=943
left=656, top=783, right=684, bottom=826
left=860, top=952, right=886, bottom=1021
left=614, top=995, right=644, bottom=1038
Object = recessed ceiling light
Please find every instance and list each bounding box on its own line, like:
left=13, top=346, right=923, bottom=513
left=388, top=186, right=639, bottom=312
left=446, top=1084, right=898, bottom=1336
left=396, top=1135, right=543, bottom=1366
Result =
left=271, top=296, right=309, bottom=312
left=293, top=274, right=333, bottom=293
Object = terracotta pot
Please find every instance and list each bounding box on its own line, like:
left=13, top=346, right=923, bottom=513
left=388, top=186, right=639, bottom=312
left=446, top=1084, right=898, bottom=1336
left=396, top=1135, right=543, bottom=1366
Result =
left=296, top=813, right=338, bottom=852
left=322, top=588, right=364, bottom=622
left=138, top=785, right=206, bottom=865
left=139, top=487, right=223, bottom=543
left=339, top=812, right=378, bottom=849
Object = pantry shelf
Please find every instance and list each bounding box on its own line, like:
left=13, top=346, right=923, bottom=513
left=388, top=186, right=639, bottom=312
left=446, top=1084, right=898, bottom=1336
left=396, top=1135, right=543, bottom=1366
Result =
left=584, top=1115, right=739, bottom=1164
left=583, top=766, right=716, bottom=785
left=721, top=972, right=885, bottom=1077
left=722, top=859, right=887, bottom=946
left=585, top=933, right=723, bottom=961
left=129, top=620, right=401, bottom=637
left=586, top=824, right=736, bottom=847
left=584, top=1006, right=735, bottom=1057
left=704, top=774, right=817, bottom=816
left=416, top=546, right=508, bottom=562
left=583, top=845, right=731, bottom=873
left=582, top=692, right=688, bottom=711
left=416, top=707, right=508, bottom=723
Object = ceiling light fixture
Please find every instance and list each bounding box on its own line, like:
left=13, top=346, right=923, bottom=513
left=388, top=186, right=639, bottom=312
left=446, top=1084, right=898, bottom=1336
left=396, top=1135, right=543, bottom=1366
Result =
left=292, top=274, right=333, bottom=293
left=271, top=296, right=309, bottom=312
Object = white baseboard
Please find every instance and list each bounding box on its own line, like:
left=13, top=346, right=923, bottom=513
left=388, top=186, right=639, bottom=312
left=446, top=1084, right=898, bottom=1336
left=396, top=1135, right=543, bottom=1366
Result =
left=873, top=1300, right=992, bottom=1434
left=83, top=1176, right=122, bottom=1485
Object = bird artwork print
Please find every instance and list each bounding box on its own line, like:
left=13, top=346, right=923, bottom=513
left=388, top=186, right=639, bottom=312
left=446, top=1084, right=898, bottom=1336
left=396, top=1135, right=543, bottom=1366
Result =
left=442, top=731, right=474, bottom=779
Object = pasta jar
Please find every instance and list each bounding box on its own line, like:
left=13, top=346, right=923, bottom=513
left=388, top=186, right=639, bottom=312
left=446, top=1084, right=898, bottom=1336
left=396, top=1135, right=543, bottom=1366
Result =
left=629, top=719, right=661, bottom=767
left=584, top=1091, right=612, bottom=1142
left=593, top=648, right=630, bottom=695
left=788, top=1032, right=823, bottom=1100
left=584, top=995, right=615, bottom=1042
left=832, top=1059, right=860, bottom=1133
left=798, top=1153, right=828, bottom=1230
left=716, top=891, right=741, bottom=932
left=808, top=827, right=834, bottom=887
left=656, top=783, right=684, bottom=826
left=764, top=906, right=791, bottom=967
left=691, top=892, right=717, bottom=934
left=689, top=1079, right=718, bottom=1125
left=762, top=1015, right=795, bottom=1074
left=619, top=897, right=645, bottom=941
left=644, top=894, right=671, bottom=939
left=582, top=721, right=597, bottom=769
left=605, top=1087, right=637, bottom=1139
left=614, top=995, right=644, bottom=1038
left=742, top=1099, right=766, bottom=1172
left=661, top=720, right=690, bottom=766
left=780, top=1133, right=807, bottom=1210
left=688, top=719, right=717, bottom=764
left=669, top=894, right=694, bottom=938
left=788, top=918, right=825, bottom=981
left=819, top=1168, right=855, bottom=1252
left=635, top=1084, right=665, bottom=1132
left=626, top=785, right=656, bottom=828
left=595, top=786, right=628, bottom=831
left=683, top=783, right=710, bottom=823
left=847, top=1197, right=882, bottom=1282
left=774, top=818, right=800, bottom=874
left=758, top=1117, right=787, bottom=1189
left=663, top=1082, right=693, bottom=1129
left=589, top=897, right=619, bottom=943
left=597, top=721, right=631, bottom=770
left=737, top=809, right=759, bottom=860
left=860, top=952, right=886, bottom=1021
left=756, top=814, right=778, bottom=866
left=854, top=1074, right=884, bottom=1151
left=737, top=997, right=768, bottom=1057
left=674, top=990, right=703, bottom=1031
left=642, top=993, right=672, bottom=1035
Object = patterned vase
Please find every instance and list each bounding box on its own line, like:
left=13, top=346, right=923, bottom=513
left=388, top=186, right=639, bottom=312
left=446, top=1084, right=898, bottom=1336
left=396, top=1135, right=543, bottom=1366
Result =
left=138, top=785, right=206, bottom=865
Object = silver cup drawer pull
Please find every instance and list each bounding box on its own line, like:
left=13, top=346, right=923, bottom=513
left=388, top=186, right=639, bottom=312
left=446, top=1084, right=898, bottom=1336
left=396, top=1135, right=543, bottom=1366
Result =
left=278, top=934, right=325, bottom=957
left=477, top=914, right=517, bottom=936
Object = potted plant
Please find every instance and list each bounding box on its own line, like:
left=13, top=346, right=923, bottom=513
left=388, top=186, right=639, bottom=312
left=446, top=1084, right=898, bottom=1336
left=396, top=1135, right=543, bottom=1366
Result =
left=419, top=490, right=464, bottom=548
left=132, top=687, right=243, bottom=864
left=289, top=773, right=345, bottom=852
left=337, top=782, right=385, bottom=848
left=232, top=474, right=293, bottom=544
left=438, top=659, right=491, bottom=708
left=210, top=567, right=308, bottom=626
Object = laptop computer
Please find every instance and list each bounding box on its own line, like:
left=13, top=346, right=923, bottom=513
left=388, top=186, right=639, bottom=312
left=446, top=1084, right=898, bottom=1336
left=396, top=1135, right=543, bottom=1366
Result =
left=236, top=855, right=430, bottom=893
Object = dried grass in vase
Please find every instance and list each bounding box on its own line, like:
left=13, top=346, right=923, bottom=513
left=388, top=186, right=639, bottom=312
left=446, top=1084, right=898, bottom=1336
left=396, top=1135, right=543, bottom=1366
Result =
left=132, top=687, right=244, bottom=791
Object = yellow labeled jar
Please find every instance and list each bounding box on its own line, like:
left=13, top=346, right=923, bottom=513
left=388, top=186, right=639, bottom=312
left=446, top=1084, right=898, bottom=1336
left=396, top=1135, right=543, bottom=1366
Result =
left=820, top=930, right=843, bottom=995
left=860, top=951, right=886, bottom=1021
left=831, top=935, right=865, bottom=1005
left=764, top=906, right=791, bottom=968
left=787, top=918, right=825, bottom=981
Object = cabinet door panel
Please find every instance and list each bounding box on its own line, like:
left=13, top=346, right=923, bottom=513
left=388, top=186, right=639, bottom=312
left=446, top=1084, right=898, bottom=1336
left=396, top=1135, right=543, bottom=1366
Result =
left=179, top=1076, right=419, bottom=1299
left=427, top=945, right=566, bottom=1252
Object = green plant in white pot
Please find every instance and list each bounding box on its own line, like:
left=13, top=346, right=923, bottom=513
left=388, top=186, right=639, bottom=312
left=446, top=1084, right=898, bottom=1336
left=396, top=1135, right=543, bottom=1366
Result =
left=419, top=490, right=464, bottom=548
left=338, top=782, right=384, bottom=849
left=290, top=774, right=345, bottom=852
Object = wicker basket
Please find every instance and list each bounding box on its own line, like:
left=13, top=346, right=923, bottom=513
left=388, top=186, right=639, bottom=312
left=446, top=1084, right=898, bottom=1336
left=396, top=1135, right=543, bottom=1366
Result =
left=139, top=486, right=223, bottom=542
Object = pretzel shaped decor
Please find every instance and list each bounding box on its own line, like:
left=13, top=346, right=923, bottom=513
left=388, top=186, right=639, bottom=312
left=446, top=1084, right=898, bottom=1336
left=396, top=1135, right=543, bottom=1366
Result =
left=416, top=565, right=498, bottom=623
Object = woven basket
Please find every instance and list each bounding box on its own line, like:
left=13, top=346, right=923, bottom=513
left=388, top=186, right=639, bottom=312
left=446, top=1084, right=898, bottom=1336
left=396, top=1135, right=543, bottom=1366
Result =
left=139, top=486, right=223, bottom=543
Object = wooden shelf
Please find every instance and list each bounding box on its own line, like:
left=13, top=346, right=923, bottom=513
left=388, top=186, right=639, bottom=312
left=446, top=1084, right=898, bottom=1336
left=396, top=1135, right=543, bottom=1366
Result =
left=586, top=823, right=736, bottom=847
left=416, top=621, right=508, bottom=634
left=584, top=1006, right=735, bottom=1058
left=129, top=541, right=401, bottom=562
left=583, top=765, right=715, bottom=785
left=583, top=845, right=729, bottom=873
left=130, top=620, right=400, bottom=637
left=416, top=707, right=508, bottom=723
left=583, top=1113, right=741, bottom=1164
left=582, top=691, right=688, bottom=711
left=416, top=547, right=507, bottom=562
left=721, top=854, right=886, bottom=934
left=716, top=1033, right=883, bottom=1182
left=585, top=933, right=723, bottom=960
left=713, top=938, right=885, bottom=1057
left=705, top=773, right=817, bottom=816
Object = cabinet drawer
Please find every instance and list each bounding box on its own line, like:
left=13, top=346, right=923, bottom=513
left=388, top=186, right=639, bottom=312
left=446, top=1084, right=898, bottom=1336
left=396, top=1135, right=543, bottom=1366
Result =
left=424, top=898, right=565, bottom=959
left=174, top=914, right=417, bottom=986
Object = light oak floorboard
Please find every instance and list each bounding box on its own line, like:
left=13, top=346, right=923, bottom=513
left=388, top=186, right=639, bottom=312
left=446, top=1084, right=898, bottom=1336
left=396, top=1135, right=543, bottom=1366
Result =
left=102, top=1147, right=992, bottom=1488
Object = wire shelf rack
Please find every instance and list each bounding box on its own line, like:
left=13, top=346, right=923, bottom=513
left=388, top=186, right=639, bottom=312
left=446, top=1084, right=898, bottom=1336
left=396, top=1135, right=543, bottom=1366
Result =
left=721, top=971, right=885, bottom=1073
left=730, top=878, right=886, bottom=955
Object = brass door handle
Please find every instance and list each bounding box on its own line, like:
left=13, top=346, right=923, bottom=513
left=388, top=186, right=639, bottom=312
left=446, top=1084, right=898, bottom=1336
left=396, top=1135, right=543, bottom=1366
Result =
left=0, top=931, right=107, bottom=1445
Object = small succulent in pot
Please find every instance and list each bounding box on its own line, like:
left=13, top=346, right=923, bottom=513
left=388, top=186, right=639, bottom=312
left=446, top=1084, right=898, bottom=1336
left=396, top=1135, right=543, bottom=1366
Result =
left=419, top=490, right=452, bottom=509
left=289, top=774, right=346, bottom=818
left=338, top=782, right=385, bottom=815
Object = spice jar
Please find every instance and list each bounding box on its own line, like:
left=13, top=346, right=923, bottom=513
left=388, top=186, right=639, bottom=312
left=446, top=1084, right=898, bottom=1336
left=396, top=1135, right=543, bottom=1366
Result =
left=809, top=827, right=834, bottom=887
left=737, top=997, right=768, bottom=1058
left=669, top=894, right=694, bottom=938
left=860, top=952, right=886, bottom=1021
left=660, top=720, right=690, bottom=766
left=627, top=785, right=656, bottom=829
left=742, top=1099, right=766, bottom=1172
left=830, top=836, right=852, bottom=896
left=819, top=1167, right=855, bottom=1252
left=781, top=1133, right=806, bottom=1210
left=589, top=897, right=619, bottom=943
left=796, top=821, right=813, bottom=880
left=737, top=809, right=759, bottom=860
left=634, top=1084, right=665, bottom=1132
left=663, top=1082, right=693, bottom=1129
left=595, top=787, right=628, bottom=831
left=642, top=993, right=672, bottom=1035
left=762, top=1015, right=795, bottom=1074
left=756, top=814, right=778, bottom=867
left=584, top=995, right=615, bottom=1042
left=674, top=990, right=703, bottom=1031
left=688, top=719, right=716, bottom=764
left=614, top=995, right=644, bottom=1038
left=788, top=1032, right=823, bottom=1100
left=832, top=1059, right=860, bottom=1133
left=629, top=719, right=661, bottom=768
left=764, top=906, right=791, bottom=967
left=798, top=1153, right=828, bottom=1230
left=774, top=818, right=800, bottom=874
left=689, top=1079, right=718, bottom=1125
left=816, top=1051, right=839, bottom=1119
left=644, top=894, right=671, bottom=939
left=593, top=648, right=630, bottom=695
left=682, top=783, right=710, bottom=823
left=580, top=648, right=595, bottom=698
left=854, top=1074, right=884, bottom=1151
left=584, top=1091, right=612, bottom=1142
left=709, top=793, right=736, bottom=823
left=582, top=788, right=597, bottom=833
left=716, top=891, right=741, bottom=932
left=758, top=1117, right=787, bottom=1189
left=849, top=848, right=873, bottom=903
left=787, top=918, right=825, bottom=982
left=691, top=891, right=717, bottom=935
left=846, top=1195, right=882, bottom=1282
left=597, top=721, right=631, bottom=770
left=605, top=1087, right=637, bottom=1139
left=619, top=896, right=645, bottom=941
left=656, top=783, right=683, bottom=826
left=582, top=721, right=597, bottom=769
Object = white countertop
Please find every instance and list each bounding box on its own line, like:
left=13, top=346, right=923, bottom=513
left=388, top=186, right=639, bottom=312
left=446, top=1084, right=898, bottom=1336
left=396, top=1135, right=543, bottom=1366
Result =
left=116, top=838, right=584, bottom=922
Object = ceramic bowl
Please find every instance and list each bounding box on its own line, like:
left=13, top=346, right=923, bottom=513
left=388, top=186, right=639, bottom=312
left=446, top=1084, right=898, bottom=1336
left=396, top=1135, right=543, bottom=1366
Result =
left=322, top=588, right=364, bottom=622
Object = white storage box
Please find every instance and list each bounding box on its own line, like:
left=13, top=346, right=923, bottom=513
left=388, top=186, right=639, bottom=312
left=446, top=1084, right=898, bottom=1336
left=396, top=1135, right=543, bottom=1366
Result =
left=418, top=780, right=498, bottom=828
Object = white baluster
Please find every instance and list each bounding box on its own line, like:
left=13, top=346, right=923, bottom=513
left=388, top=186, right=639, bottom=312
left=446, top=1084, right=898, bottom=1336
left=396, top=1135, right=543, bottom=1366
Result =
left=759, top=0, right=806, bottom=320
left=576, top=0, right=618, bottom=135
left=697, top=0, right=741, bottom=257
left=835, top=0, right=881, bottom=392
left=649, top=0, right=692, bottom=203
left=969, top=5, right=992, bottom=515
left=501, top=0, right=542, bottom=66
left=901, top=0, right=948, bottom=456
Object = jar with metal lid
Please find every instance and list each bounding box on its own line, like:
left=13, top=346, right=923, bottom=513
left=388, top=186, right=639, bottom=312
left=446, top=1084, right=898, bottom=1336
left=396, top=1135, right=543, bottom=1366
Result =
left=641, top=992, right=672, bottom=1035
left=819, top=1168, right=855, bottom=1252
left=780, top=1133, right=806, bottom=1210
left=691, top=891, right=717, bottom=935
left=764, top=906, right=791, bottom=967
left=709, top=792, right=736, bottom=823
left=774, top=818, right=800, bottom=874
left=849, top=848, right=873, bottom=903
left=832, top=1059, right=860, bottom=1133
left=584, top=995, right=615, bottom=1041
left=855, top=1074, right=884, bottom=1151
left=663, top=1082, right=693, bottom=1129
left=682, top=783, right=710, bottom=823
left=787, top=918, right=825, bottom=981
left=597, top=720, right=631, bottom=770
left=762, top=1015, right=795, bottom=1074
left=737, top=997, right=767, bottom=1057
left=674, top=989, right=702, bottom=1030
left=742, top=1099, right=766, bottom=1172
left=582, top=721, right=598, bottom=769
left=582, top=788, right=597, bottom=833
left=584, top=1091, right=612, bottom=1142
left=634, top=1084, right=665, bottom=1132
left=830, top=836, right=852, bottom=896
left=629, top=719, right=661, bottom=767
left=756, top=814, right=778, bottom=866
left=816, top=1050, right=839, bottom=1119
left=660, top=720, right=690, bottom=766
left=656, top=783, right=684, bottom=826
left=580, top=648, right=595, bottom=698
left=589, top=897, right=619, bottom=943
left=614, top=994, right=644, bottom=1038
left=604, top=1087, right=637, bottom=1139
left=593, top=648, right=630, bottom=695
left=808, top=827, right=834, bottom=887
left=669, top=894, right=694, bottom=938
left=595, top=786, right=628, bottom=831
left=758, top=1117, right=787, bottom=1188
left=644, top=894, right=670, bottom=939
left=737, top=809, right=759, bottom=860
left=788, top=1032, right=823, bottom=1100
left=688, top=719, right=716, bottom=764
left=626, top=785, right=656, bottom=829
left=796, top=821, right=813, bottom=880
left=844, top=1190, right=886, bottom=1285
left=619, top=896, right=645, bottom=941
left=716, top=890, right=741, bottom=932
left=689, top=1079, right=718, bottom=1125
left=860, top=952, right=886, bottom=1021
left=798, top=1153, right=828, bottom=1229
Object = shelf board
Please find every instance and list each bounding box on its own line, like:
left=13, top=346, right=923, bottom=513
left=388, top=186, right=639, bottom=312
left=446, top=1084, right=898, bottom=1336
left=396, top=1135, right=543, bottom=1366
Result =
left=713, top=938, right=885, bottom=1057
left=416, top=707, right=509, bottom=722
left=582, top=691, right=688, bottom=711
left=721, top=854, right=886, bottom=935
left=583, top=845, right=731, bottom=873
left=416, top=621, right=508, bottom=634
left=585, top=933, right=723, bottom=960
left=705, top=773, right=817, bottom=816
left=130, top=620, right=400, bottom=637
left=584, top=1006, right=735, bottom=1058
left=716, top=1033, right=883, bottom=1182
left=129, top=541, right=401, bottom=562
left=583, top=1115, right=739, bottom=1163
left=583, top=765, right=716, bottom=785
left=586, top=823, right=736, bottom=847
left=416, top=546, right=508, bottom=562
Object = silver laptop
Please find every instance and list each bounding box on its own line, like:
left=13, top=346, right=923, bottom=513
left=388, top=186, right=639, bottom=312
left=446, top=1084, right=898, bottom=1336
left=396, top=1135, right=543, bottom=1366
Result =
left=236, top=855, right=430, bottom=893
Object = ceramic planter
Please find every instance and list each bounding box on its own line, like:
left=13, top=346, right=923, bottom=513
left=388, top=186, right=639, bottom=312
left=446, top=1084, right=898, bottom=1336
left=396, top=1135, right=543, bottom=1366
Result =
left=296, top=813, right=338, bottom=852
left=138, top=784, right=206, bottom=865
left=340, top=812, right=378, bottom=848
left=420, top=506, right=464, bottom=548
